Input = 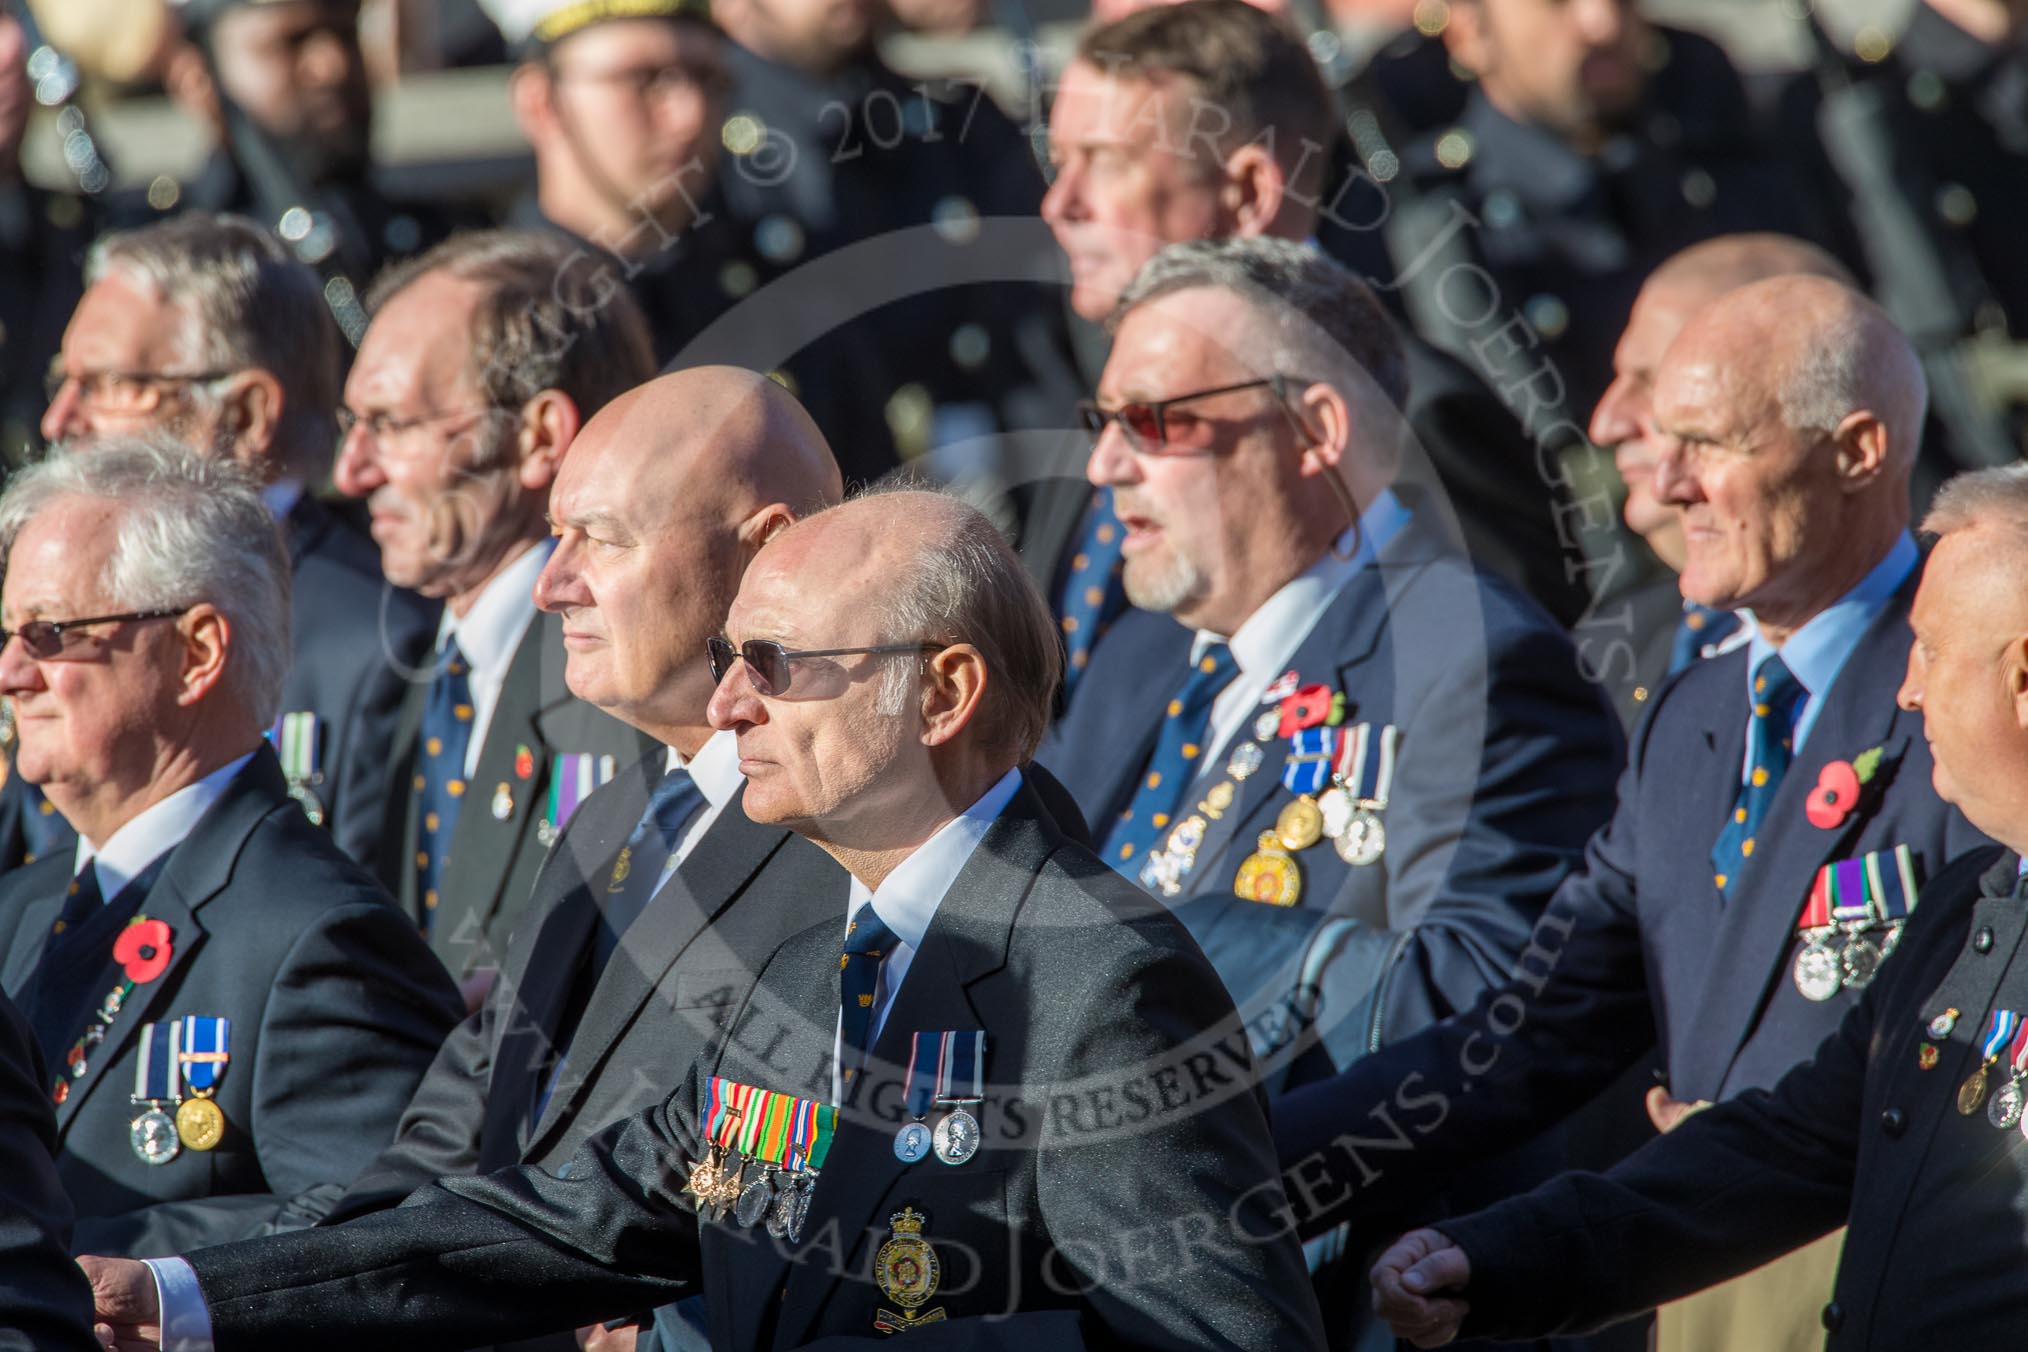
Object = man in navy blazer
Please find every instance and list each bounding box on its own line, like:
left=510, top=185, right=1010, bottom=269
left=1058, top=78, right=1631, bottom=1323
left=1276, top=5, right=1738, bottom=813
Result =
left=38, top=211, right=437, bottom=867
left=1274, top=277, right=1990, bottom=1309
left=1039, top=238, right=1622, bottom=1095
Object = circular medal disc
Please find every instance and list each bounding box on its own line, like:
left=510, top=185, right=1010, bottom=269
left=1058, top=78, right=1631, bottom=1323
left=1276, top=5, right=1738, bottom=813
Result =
left=767, top=1181, right=797, bottom=1238
left=1793, top=944, right=1842, bottom=1002
left=788, top=1180, right=813, bottom=1242
left=1276, top=796, right=1325, bottom=852
left=1990, top=1079, right=2025, bottom=1131
left=1253, top=711, right=1281, bottom=742
left=1841, top=936, right=1883, bottom=990
left=1334, top=808, right=1387, bottom=868
left=735, top=1171, right=774, bottom=1228
left=1929, top=1009, right=1959, bottom=1040
left=286, top=782, right=326, bottom=827
left=933, top=1108, right=981, bottom=1166
left=1227, top=742, right=1265, bottom=781
left=1959, top=1065, right=1991, bottom=1116
left=894, top=1120, right=932, bottom=1164
left=1316, top=787, right=1354, bottom=840
left=131, top=1108, right=181, bottom=1166
left=175, top=1095, right=226, bottom=1151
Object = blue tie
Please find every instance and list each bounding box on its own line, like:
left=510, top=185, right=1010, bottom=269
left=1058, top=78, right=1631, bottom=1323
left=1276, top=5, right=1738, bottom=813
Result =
left=1102, top=643, right=1240, bottom=871
left=1669, top=604, right=1741, bottom=675
left=592, top=767, right=704, bottom=972
left=415, top=639, right=475, bottom=932
left=1054, top=490, right=1129, bottom=693
left=838, top=902, right=896, bottom=1087
left=1711, top=654, right=1806, bottom=900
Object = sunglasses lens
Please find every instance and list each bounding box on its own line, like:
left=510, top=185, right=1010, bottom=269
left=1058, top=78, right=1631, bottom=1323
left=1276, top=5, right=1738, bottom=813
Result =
left=742, top=640, right=789, bottom=696
left=21, top=624, right=59, bottom=659
left=1120, top=403, right=1162, bottom=447
left=706, top=637, right=735, bottom=684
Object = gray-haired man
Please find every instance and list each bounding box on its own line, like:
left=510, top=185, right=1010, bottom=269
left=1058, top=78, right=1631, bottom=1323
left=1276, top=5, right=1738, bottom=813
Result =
left=0, top=439, right=462, bottom=1257
left=34, top=211, right=437, bottom=869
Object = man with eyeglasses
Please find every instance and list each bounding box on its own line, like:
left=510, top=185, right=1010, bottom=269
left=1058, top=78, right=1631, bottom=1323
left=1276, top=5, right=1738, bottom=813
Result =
left=0, top=438, right=462, bottom=1258
left=336, top=229, right=656, bottom=998
left=85, top=486, right=1326, bottom=1352
left=28, top=212, right=438, bottom=874
left=482, top=0, right=902, bottom=485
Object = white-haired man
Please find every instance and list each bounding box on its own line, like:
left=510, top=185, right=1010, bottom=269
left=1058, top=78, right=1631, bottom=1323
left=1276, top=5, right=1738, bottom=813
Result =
left=0, top=440, right=461, bottom=1257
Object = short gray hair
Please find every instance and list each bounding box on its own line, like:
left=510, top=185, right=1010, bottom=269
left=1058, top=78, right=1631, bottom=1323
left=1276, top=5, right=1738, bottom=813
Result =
left=1773, top=289, right=1927, bottom=456
left=1112, top=237, right=1410, bottom=417
left=1923, top=464, right=2028, bottom=545
left=850, top=486, right=1061, bottom=763
left=0, top=439, right=292, bottom=727
left=87, top=213, right=342, bottom=483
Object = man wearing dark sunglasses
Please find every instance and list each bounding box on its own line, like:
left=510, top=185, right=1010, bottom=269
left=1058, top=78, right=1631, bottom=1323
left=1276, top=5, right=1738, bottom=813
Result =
left=88, top=487, right=1324, bottom=1352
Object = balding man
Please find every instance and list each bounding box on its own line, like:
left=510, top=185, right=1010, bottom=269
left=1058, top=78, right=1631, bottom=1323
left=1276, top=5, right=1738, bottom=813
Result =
left=1585, top=234, right=1857, bottom=726
left=1370, top=463, right=2028, bottom=1347
left=1272, top=277, right=1989, bottom=1312
left=88, top=488, right=1324, bottom=1352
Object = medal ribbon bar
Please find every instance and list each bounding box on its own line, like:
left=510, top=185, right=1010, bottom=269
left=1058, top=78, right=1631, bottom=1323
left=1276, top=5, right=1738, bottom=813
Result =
left=178, top=1016, right=228, bottom=1092
left=135, top=1019, right=182, bottom=1104
left=936, top=1031, right=984, bottom=1104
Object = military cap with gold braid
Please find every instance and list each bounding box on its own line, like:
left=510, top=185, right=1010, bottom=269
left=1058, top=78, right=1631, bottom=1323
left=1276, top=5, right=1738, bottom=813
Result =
left=479, top=0, right=718, bottom=53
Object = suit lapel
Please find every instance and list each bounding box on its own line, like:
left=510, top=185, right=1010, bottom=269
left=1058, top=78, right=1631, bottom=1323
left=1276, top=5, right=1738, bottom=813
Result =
left=52, top=752, right=288, bottom=1137
left=1677, top=595, right=1917, bottom=1095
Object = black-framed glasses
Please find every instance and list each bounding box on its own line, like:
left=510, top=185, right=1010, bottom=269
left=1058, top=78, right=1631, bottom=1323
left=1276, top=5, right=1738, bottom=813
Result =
left=547, top=59, right=732, bottom=103
left=1, top=608, right=187, bottom=660
left=706, top=637, right=943, bottom=696
left=44, top=366, right=239, bottom=411
left=1076, top=374, right=1309, bottom=454
left=335, top=405, right=510, bottom=444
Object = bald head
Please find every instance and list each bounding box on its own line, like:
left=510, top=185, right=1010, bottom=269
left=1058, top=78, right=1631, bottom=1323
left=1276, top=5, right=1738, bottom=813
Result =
left=535, top=365, right=844, bottom=750
left=1650, top=276, right=1922, bottom=639
left=1648, top=233, right=1856, bottom=301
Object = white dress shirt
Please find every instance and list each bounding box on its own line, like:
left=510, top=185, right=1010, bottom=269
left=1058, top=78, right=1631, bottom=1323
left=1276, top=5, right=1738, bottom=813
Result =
left=435, top=541, right=551, bottom=778
left=74, top=753, right=255, bottom=899
left=831, top=767, right=1022, bottom=1104
left=662, top=730, right=741, bottom=879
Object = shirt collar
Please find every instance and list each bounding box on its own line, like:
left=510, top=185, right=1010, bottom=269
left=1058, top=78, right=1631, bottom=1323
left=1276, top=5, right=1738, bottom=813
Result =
left=1191, top=487, right=1410, bottom=672
left=845, top=767, right=1024, bottom=952
left=74, top=752, right=256, bottom=898
left=1744, top=531, right=1918, bottom=697
left=670, top=729, right=742, bottom=810
left=439, top=540, right=552, bottom=672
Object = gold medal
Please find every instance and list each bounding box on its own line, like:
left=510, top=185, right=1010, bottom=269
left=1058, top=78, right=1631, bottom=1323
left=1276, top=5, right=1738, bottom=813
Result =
left=1204, top=781, right=1236, bottom=813
left=1233, top=832, right=1302, bottom=907
left=175, top=1095, right=226, bottom=1151
left=1959, top=1060, right=1994, bottom=1115
left=1275, top=795, right=1325, bottom=851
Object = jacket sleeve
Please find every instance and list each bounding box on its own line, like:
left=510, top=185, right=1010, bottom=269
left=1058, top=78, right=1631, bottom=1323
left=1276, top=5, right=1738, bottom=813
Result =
left=0, top=994, right=98, bottom=1352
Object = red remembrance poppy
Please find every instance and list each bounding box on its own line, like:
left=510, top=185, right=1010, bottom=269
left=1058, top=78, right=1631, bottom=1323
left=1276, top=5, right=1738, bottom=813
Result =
left=112, top=918, right=174, bottom=984
left=1278, top=684, right=1335, bottom=739
left=1806, top=761, right=1862, bottom=830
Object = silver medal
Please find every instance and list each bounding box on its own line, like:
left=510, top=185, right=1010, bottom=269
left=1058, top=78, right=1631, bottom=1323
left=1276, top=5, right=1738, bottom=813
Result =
left=287, top=782, right=326, bottom=827
left=894, top=1120, right=932, bottom=1163
left=787, top=1174, right=814, bottom=1242
left=1226, top=742, right=1266, bottom=781
left=1990, top=1078, right=2026, bottom=1131
left=1841, top=934, right=1883, bottom=990
left=1317, top=786, right=1354, bottom=839
left=130, top=1108, right=181, bottom=1166
left=735, top=1167, right=775, bottom=1228
left=933, top=1107, right=981, bottom=1165
left=1334, top=807, right=1387, bottom=867
left=767, top=1177, right=798, bottom=1238
left=1253, top=711, right=1281, bottom=742
left=1793, top=941, right=1842, bottom=1002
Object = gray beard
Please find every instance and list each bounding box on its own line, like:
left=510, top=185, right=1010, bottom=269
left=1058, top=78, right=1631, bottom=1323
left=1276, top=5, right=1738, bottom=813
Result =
left=1122, top=548, right=1204, bottom=615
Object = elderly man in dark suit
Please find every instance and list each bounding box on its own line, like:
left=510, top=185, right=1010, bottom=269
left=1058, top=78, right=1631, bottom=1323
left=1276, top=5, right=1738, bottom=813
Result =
left=23, top=211, right=438, bottom=868
left=86, top=488, right=1325, bottom=1351
left=0, top=440, right=463, bottom=1257
left=0, top=990, right=95, bottom=1351
left=1274, top=275, right=1993, bottom=1346
left=338, top=229, right=659, bottom=993
left=1370, top=461, right=2028, bottom=1349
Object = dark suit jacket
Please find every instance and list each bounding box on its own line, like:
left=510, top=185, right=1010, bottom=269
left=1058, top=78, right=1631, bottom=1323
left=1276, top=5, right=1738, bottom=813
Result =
left=330, top=759, right=847, bottom=1223
left=0, top=991, right=95, bottom=1352
left=1040, top=501, right=1622, bottom=1087
left=0, top=499, right=438, bottom=876
left=1440, top=844, right=2023, bottom=1349
left=375, top=609, right=658, bottom=979
left=1273, top=568, right=1992, bottom=1240
left=281, top=495, right=439, bottom=864
left=181, top=779, right=1327, bottom=1351
left=0, top=749, right=464, bottom=1257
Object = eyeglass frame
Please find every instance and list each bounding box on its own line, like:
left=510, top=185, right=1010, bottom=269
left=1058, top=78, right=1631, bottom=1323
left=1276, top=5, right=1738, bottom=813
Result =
left=706, top=637, right=946, bottom=696
left=1075, top=373, right=1319, bottom=455
left=43, top=366, right=240, bottom=409
left=0, top=608, right=189, bottom=661
left=335, top=404, right=515, bottom=444
left=544, top=57, right=733, bottom=103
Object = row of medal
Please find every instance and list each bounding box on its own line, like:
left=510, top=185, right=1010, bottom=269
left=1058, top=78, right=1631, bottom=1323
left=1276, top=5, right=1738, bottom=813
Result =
left=1945, top=1008, right=2028, bottom=1136
left=128, top=1017, right=231, bottom=1166
left=684, top=1077, right=834, bottom=1241
left=891, top=1031, right=984, bottom=1167
left=1791, top=845, right=1920, bottom=1002
left=1235, top=721, right=1400, bottom=908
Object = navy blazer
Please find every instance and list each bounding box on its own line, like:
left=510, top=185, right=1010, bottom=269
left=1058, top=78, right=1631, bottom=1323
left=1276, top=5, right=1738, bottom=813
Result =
left=0, top=992, right=95, bottom=1351
left=0, top=749, right=464, bottom=1257
left=177, top=780, right=1326, bottom=1351
left=1274, top=566, right=1992, bottom=1235
left=1039, top=502, right=1622, bottom=1085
